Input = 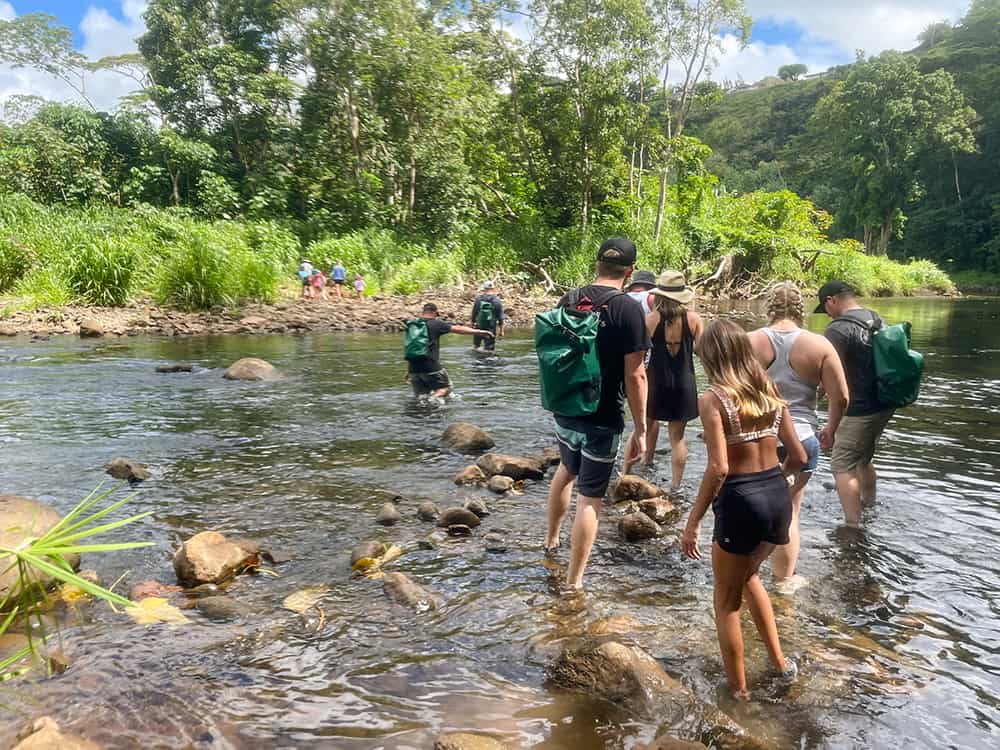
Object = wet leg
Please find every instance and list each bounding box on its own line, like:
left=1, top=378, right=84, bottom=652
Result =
left=644, top=418, right=659, bottom=465
left=858, top=462, right=877, bottom=506
left=565, top=495, right=602, bottom=589
left=743, top=545, right=787, bottom=672
left=545, top=463, right=576, bottom=550
left=834, top=470, right=862, bottom=527
left=667, top=420, right=689, bottom=490
left=772, top=474, right=809, bottom=581
left=712, top=543, right=756, bottom=698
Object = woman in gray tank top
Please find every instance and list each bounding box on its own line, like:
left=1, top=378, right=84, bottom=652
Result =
left=749, top=283, right=849, bottom=590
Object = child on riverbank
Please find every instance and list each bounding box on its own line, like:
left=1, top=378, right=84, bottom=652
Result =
left=310, top=268, right=328, bottom=301
left=354, top=273, right=366, bottom=299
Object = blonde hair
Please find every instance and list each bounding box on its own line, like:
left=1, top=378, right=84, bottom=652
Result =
left=767, top=281, right=804, bottom=324
left=652, top=294, right=686, bottom=325
left=697, top=319, right=785, bottom=420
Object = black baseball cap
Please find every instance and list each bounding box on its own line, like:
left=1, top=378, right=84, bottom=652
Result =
left=814, top=280, right=855, bottom=313
left=597, top=237, right=637, bottom=267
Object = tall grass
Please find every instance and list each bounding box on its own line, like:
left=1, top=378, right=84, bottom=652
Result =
left=66, top=236, right=137, bottom=306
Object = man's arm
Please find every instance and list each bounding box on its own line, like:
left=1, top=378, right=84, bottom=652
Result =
left=818, top=337, right=850, bottom=449
left=470, top=298, right=479, bottom=325
left=496, top=297, right=505, bottom=336
left=451, top=324, right=493, bottom=338
left=621, top=350, right=648, bottom=473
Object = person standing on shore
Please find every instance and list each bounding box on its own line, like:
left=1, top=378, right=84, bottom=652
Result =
left=626, top=270, right=657, bottom=315
left=814, top=281, right=894, bottom=527
left=298, top=259, right=314, bottom=299
left=471, top=281, right=505, bottom=352
left=543, top=237, right=649, bottom=592
left=331, top=260, right=347, bottom=299
left=310, top=268, right=328, bottom=301
left=354, top=273, right=366, bottom=300
left=404, top=303, right=494, bottom=399
left=681, top=319, right=805, bottom=701
left=748, top=282, right=849, bottom=586
left=638, top=271, right=703, bottom=490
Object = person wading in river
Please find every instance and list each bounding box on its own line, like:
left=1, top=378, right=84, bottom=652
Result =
left=404, top=303, right=493, bottom=399
left=470, top=280, right=505, bottom=352
left=681, top=319, right=805, bottom=700
left=635, top=271, right=703, bottom=490
left=544, top=237, right=649, bottom=592
left=815, top=281, right=894, bottom=527
left=748, top=282, right=849, bottom=589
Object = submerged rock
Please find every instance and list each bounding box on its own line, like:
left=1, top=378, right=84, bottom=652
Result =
left=129, top=580, right=183, bottom=602
left=417, top=501, right=441, bottom=521
left=447, top=524, right=473, bottom=537
left=350, top=540, right=387, bottom=566
left=464, top=499, right=490, bottom=518
left=104, top=457, right=150, bottom=483
left=486, top=475, right=515, bottom=494
left=383, top=572, right=442, bottom=611
left=454, top=465, right=487, bottom=486
left=483, top=532, right=508, bottom=553
left=173, top=531, right=260, bottom=586
left=419, top=531, right=448, bottom=550
left=222, top=357, right=278, bottom=381
left=13, top=716, right=103, bottom=750
left=637, top=738, right=707, bottom=750
left=155, top=363, right=193, bottom=373
left=437, top=507, right=482, bottom=529
left=611, top=475, right=667, bottom=502
left=620, top=512, right=660, bottom=542
left=0, top=496, right=81, bottom=600
left=638, top=497, right=675, bottom=524
left=477, top=454, right=545, bottom=481
left=434, top=733, right=511, bottom=750
left=194, top=595, right=252, bottom=621
left=78, top=318, right=105, bottom=338
left=376, top=502, right=402, bottom=526
left=587, top=614, right=643, bottom=636
left=539, top=446, right=561, bottom=466
left=442, top=423, right=496, bottom=453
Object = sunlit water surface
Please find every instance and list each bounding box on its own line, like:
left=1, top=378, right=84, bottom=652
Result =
left=1, top=297, right=998, bottom=749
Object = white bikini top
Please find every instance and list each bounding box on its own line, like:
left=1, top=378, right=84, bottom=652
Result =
left=709, top=386, right=782, bottom=445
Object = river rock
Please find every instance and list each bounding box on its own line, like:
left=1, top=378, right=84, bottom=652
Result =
left=620, top=512, right=660, bottom=542
left=637, top=738, right=707, bottom=750
left=13, top=716, right=103, bottom=750
left=442, top=423, right=496, bottom=453
left=78, top=318, right=105, bottom=338
left=437, top=507, right=482, bottom=529
left=129, top=580, right=183, bottom=601
left=454, top=465, right=487, bottom=485
left=417, top=502, right=441, bottom=521
left=222, top=357, right=278, bottom=381
left=172, top=531, right=259, bottom=586
left=419, top=531, right=447, bottom=550
left=486, top=475, right=515, bottom=494
left=194, top=595, right=252, bottom=621
left=464, top=499, right=490, bottom=518
left=638, top=497, right=675, bottom=524
left=0, top=496, right=81, bottom=600
left=587, top=614, right=643, bottom=636
left=434, top=733, right=510, bottom=750
left=376, top=502, right=402, bottom=526
left=823, top=481, right=836, bottom=491
left=155, top=363, right=193, bottom=373
left=350, top=540, right=387, bottom=566
left=477, top=454, right=545, bottom=481
left=483, top=532, right=508, bottom=553
left=447, top=524, right=473, bottom=537
left=104, top=457, right=150, bottom=483
left=539, top=447, right=561, bottom=466
left=611, top=475, right=667, bottom=502
left=383, top=572, right=442, bottom=611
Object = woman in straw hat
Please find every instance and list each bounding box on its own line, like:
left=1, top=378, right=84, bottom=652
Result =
left=636, top=271, right=703, bottom=493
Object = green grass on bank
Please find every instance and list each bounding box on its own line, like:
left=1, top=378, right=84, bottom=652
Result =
left=951, top=270, right=1000, bottom=293
left=0, top=192, right=954, bottom=313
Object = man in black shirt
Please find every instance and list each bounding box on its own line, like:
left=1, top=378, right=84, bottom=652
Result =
left=470, top=280, right=505, bottom=351
left=815, top=281, right=894, bottom=527
left=544, top=237, right=650, bottom=591
left=408, top=303, right=494, bottom=398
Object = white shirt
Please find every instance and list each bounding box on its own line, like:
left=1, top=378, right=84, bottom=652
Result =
left=627, top=290, right=652, bottom=315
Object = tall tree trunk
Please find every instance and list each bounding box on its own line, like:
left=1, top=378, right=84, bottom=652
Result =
left=507, top=55, right=536, bottom=186
left=408, top=156, right=417, bottom=229
left=170, top=170, right=181, bottom=207
left=345, top=88, right=362, bottom=179
left=952, top=151, right=963, bottom=205
left=863, top=225, right=874, bottom=255
left=878, top=218, right=892, bottom=256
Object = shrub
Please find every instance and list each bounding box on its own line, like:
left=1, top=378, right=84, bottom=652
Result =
left=156, top=230, right=232, bottom=309
left=0, top=236, right=31, bottom=292
left=65, top=236, right=137, bottom=306
left=12, top=267, right=72, bottom=308
left=387, top=254, right=463, bottom=294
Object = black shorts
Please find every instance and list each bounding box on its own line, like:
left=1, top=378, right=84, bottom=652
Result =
left=474, top=333, right=496, bottom=351
left=334, top=279, right=346, bottom=285
left=410, top=369, right=452, bottom=396
left=555, top=418, right=622, bottom=498
left=712, top=466, right=792, bottom=555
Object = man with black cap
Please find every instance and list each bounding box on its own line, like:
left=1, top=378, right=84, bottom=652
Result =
left=544, top=237, right=650, bottom=591
left=815, top=280, right=893, bottom=527
left=626, top=269, right=657, bottom=315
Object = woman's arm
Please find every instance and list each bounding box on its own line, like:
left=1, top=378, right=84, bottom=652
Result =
left=645, top=310, right=659, bottom=337
left=777, top=405, right=807, bottom=476
left=689, top=311, right=704, bottom=345
left=682, top=392, right=729, bottom=560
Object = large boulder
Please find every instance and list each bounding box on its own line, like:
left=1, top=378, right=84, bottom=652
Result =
left=172, top=531, right=259, bottom=587
left=437, top=507, right=482, bottom=529
left=382, top=572, right=442, bottom=611
left=434, top=733, right=511, bottom=750
left=442, top=423, right=496, bottom=453
left=454, top=465, right=487, bottom=486
left=620, top=512, right=661, bottom=542
left=611, top=475, right=667, bottom=503
left=104, top=457, right=150, bottom=483
left=78, top=318, right=105, bottom=338
left=477, top=454, right=545, bottom=481
left=0, top=496, right=81, bottom=600
left=13, top=716, right=102, bottom=750
left=222, top=357, right=278, bottom=381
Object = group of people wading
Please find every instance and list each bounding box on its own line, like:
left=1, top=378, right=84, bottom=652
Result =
left=403, top=236, right=915, bottom=701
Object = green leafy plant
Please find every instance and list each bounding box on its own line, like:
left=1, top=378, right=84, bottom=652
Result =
left=65, top=236, right=137, bottom=306
left=0, top=236, right=31, bottom=293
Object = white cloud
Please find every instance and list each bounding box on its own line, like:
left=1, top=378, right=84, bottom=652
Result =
left=0, top=2, right=15, bottom=22
left=747, top=1, right=968, bottom=59
left=80, top=0, right=147, bottom=60
left=706, top=33, right=841, bottom=85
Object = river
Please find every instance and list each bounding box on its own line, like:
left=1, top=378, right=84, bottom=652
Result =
left=0, top=297, right=998, bottom=749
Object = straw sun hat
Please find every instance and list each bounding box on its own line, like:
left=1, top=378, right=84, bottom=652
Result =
left=647, top=270, right=695, bottom=305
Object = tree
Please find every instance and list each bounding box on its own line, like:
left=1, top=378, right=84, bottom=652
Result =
left=778, top=63, right=808, bottom=81
left=808, top=52, right=976, bottom=254
left=917, top=21, right=953, bottom=49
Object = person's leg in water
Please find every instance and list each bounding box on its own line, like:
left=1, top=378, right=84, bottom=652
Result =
left=772, top=472, right=809, bottom=581
left=742, top=543, right=788, bottom=674
left=565, top=494, right=601, bottom=589
left=545, top=463, right=576, bottom=552
left=834, top=470, right=862, bottom=527
left=857, top=462, right=877, bottom=506
left=643, top=418, right=660, bottom=466
left=667, top=420, right=689, bottom=491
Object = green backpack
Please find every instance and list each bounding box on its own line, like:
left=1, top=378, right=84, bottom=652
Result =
left=847, top=316, right=924, bottom=408
left=476, top=298, right=495, bottom=329
left=404, top=319, right=430, bottom=360
left=534, top=288, right=620, bottom=417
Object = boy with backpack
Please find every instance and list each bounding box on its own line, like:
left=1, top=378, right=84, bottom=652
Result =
left=816, top=280, right=923, bottom=527
left=536, top=238, right=650, bottom=591
left=471, top=280, right=505, bottom=352
left=403, top=303, right=495, bottom=398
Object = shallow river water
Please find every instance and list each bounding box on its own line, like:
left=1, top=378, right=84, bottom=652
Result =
left=1, top=297, right=999, bottom=749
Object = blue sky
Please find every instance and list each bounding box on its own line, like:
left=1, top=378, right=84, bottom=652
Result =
left=1, top=1, right=974, bottom=110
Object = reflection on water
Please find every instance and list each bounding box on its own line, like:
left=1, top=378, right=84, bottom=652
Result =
left=1, top=297, right=999, bottom=749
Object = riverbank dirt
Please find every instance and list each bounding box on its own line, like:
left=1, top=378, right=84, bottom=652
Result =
left=0, top=289, right=560, bottom=339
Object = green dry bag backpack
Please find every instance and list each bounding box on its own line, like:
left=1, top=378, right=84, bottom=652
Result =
left=534, top=288, right=619, bottom=417
left=476, top=298, right=495, bottom=330
left=847, top=316, right=924, bottom=408
left=404, top=319, right=430, bottom=361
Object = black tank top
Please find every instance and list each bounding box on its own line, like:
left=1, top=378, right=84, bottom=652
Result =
left=650, top=312, right=696, bottom=387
